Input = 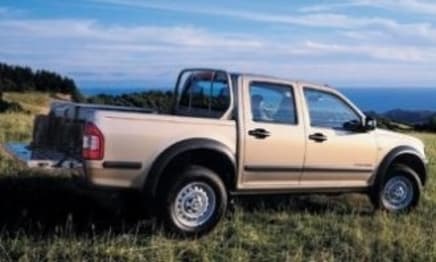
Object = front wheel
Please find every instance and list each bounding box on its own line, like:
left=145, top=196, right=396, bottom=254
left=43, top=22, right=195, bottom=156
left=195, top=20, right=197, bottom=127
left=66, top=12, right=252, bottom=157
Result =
left=160, top=165, right=228, bottom=236
left=370, top=164, right=422, bottom=212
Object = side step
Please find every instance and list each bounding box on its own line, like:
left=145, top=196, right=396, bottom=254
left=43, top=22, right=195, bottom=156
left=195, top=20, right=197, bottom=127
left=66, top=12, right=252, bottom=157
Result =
left=2, top=143, right=82, bottom=169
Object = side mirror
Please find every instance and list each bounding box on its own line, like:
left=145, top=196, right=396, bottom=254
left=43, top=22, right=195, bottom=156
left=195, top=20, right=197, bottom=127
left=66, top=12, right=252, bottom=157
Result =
left=343, top=120, right=363, bottom=132
left=365, top=117, right=377, bottom=131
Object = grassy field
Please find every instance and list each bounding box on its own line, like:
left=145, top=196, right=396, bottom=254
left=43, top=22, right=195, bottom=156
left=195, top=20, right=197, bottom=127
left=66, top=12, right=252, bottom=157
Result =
left=0, top=93, right=435, bottom=261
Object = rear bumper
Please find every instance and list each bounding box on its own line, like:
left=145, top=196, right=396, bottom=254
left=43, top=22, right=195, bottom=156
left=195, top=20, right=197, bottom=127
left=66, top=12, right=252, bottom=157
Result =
left=2, top=143, right=140, bottom=195
left=72, top=171, right=138, bottom=193
left=2, top=143, right=82, bottom=169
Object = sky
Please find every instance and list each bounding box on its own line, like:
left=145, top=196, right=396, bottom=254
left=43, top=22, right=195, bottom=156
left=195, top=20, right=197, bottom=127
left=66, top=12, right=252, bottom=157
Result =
left=1, top=0, right=436, bottom=89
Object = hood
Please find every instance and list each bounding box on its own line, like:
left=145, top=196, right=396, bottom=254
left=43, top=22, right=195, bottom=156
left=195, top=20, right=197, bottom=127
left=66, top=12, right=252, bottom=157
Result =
left=373, top=129, right=425, bottom=157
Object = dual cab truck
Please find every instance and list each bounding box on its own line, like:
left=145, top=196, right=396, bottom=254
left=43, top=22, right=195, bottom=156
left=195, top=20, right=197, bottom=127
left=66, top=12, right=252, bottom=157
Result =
left=5, top=69, right=428, bottom=236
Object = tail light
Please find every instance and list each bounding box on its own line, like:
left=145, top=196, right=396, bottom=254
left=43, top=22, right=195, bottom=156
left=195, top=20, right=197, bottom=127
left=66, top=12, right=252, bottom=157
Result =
left=82, top=122, right=104, bottom=160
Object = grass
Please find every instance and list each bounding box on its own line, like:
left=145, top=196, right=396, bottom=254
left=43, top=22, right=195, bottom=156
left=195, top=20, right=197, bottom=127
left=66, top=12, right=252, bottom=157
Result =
left=3, top=92, right=50, bottom=115
left=0, top=93, right=435, bottom=261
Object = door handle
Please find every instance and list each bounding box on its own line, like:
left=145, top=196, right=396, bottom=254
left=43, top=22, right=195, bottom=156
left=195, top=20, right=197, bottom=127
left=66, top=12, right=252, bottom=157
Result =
left=309, top=133, right=327, bottom=142
left=248, top=128, right=271, bottom=139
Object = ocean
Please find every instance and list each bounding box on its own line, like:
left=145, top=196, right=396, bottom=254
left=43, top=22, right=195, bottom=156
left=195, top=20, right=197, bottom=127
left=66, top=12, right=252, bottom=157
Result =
left=80, top=87, right=436, bottom=113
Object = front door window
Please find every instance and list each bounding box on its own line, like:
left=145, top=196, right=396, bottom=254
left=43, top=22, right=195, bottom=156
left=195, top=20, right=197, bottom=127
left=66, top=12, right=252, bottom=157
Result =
left=304, top=88, right=360, bottom=129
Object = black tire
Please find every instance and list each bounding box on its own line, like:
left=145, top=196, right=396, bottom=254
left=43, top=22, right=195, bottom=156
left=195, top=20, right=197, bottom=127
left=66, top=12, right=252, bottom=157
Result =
left=370, top=164, right=422, bottom=213
left=159, top=165, right=228, bottom=236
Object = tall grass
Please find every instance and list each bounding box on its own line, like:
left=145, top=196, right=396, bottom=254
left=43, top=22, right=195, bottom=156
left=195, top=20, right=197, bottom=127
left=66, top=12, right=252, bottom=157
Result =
left=0, top=113, right=34, bottom=143
left=0, top=93, right=41, bottom=177
left=0, top=93, right=434, bottom=261
left=3, top=92, right=50, bottom=114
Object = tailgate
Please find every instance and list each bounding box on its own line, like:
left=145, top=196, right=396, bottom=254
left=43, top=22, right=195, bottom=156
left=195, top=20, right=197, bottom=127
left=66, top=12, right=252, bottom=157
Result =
left=2, top=143, right=82, bottom=169
left=3, top=102, right=86, bottom=169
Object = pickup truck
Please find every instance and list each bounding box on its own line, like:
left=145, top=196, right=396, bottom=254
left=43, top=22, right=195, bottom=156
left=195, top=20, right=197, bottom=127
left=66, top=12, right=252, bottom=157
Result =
left=4, top=68, right=428, bottom=236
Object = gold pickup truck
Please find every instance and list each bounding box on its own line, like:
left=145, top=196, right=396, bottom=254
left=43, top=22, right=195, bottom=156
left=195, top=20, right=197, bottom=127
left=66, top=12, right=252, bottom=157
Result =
left=5, top=69, right=428, bottom=236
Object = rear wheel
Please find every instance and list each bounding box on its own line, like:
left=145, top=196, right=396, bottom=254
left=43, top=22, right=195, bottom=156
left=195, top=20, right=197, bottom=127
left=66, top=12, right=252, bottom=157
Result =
left=160, top=165, right=227, bottom=236
left=370, top=164, right=421, bottom=212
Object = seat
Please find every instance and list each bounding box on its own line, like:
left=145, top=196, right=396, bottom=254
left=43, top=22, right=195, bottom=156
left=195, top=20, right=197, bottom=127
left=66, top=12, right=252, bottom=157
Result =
left=274, top=98, right=294, bottom=124
left=251, top=95, right=265, bottom=121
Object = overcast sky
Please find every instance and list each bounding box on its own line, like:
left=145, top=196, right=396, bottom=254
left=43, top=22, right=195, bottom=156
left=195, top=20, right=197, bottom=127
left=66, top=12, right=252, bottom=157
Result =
left=1, top=0, right=436, bottom=89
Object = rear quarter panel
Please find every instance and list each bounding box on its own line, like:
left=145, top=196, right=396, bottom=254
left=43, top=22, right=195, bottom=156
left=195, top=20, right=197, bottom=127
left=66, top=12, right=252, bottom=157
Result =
left=85, top=111, right=236, bottom=189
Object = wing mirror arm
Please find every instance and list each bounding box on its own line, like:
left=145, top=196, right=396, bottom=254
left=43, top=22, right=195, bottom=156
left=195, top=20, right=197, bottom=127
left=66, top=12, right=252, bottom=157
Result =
left=364, top=116, right=377, bottom=131
left=343, top=117, right=376, bottom=132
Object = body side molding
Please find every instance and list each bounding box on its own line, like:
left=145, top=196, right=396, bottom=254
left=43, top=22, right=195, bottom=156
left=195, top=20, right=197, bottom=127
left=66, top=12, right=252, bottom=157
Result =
left=102, top=161, right=142, bottom=169
left=244, top=166, right=373, bottom=173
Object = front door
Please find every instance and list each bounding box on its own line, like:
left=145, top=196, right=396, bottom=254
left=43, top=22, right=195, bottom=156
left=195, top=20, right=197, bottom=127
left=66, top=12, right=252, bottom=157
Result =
left=240, top=78, right=306, bottom=189
left=301, top=86, right=377, bottom=188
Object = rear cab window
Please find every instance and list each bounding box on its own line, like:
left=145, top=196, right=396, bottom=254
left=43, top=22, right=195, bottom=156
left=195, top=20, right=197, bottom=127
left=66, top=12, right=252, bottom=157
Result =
left=176, top=71, right=231, bottom=118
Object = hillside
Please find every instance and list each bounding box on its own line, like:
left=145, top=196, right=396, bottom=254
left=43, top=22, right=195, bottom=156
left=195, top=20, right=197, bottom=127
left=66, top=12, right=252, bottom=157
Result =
left=365, top=110, right=436, bottom=132
left=86, top=91, right=173, bottom=113
left=382, top=109, right=436, bottom=124
left=0, top=92, right=435, bottom=260
left=0, top=62, right=83, bottom=102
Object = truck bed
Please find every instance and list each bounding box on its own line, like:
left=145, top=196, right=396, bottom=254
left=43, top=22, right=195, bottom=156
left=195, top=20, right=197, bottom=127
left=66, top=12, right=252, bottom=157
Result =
left=35, top=101, right=158, bottom=153
left=4, top=99, right=236, bottom=190
left=49, top=101, right=157, bottom=120
left=4, top=101, right=159, bottom=170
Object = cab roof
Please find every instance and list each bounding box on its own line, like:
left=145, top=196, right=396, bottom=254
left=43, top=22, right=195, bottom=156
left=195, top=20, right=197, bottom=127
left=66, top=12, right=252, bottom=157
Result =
left=230, top=72, right=336, bottom=91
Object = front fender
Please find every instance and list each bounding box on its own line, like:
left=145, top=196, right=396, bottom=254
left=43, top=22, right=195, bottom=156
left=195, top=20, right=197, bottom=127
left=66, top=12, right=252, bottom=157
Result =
left=371, top=145, right=427, bottom=188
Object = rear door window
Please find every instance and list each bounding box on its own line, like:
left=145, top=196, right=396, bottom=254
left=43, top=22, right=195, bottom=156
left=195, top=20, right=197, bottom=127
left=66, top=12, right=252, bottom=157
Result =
left=249, top=82, right=297, bottom=125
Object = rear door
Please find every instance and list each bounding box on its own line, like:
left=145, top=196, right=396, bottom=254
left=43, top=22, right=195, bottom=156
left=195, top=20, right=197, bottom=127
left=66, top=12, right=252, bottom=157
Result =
left=239, top=77, right=306, bottom=189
